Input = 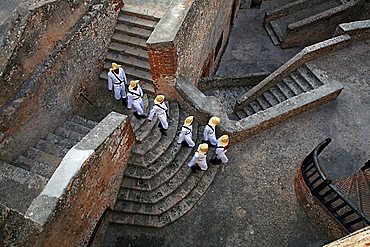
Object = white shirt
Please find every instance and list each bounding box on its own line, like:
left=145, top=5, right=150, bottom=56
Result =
left=107, top=67, right=127, bottom=90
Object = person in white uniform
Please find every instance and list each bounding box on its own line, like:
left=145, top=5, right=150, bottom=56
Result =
left=107, top=63, right=128, bottom=105
left=203, top=116, right=220, bottom=147
left=210, top=135, right=229, bottom=165
left=177, top=116, right=195, bottom=148
left=127, top=80, right=146, bottom=119
left=188, top=143, right=209, bottom=173
left=148, top=95, right=168, bottom=136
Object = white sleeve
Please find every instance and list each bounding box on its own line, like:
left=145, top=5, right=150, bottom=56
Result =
left=127, top=93, right=133, bottom=109
left=203, top=126, right=209, bottom=140
left=107, top=72, right=113, bottom=91
left=148, top=106, right=156, bottom=120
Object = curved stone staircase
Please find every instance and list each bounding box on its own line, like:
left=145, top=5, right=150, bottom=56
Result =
left=264, top=0, right=350, bottom=46
left=99, top=8, right=158, bottom=93
left=0, top=116, right=97, bottom=214
left=205, top=63, right=325, bottom=120
left=108, top=95, right=219, bottom=227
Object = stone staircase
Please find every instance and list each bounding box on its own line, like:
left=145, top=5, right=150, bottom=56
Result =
left=108, top=94, right=219, bottom=227
left=99, top=8, right=159, bottom=93
left=330, top=165, right=370, bottom=231
left=264, top=0, right=348, bottom=45
left=0, top=116, right=97, bottom=214
left=205, top=63, right=325, bottom=120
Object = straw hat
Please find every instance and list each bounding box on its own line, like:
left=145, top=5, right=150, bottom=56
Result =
left=183, top=116, right=194, bottom=127
left=208, top=116, right=220, bottom=126
left=154, top=95, right=165, bottom=104
left=197, top=143, right=208, bottom=155
left=218, top=135, right=229, bottom=147
left=129, top=80, right=139, bottom=90
left=111, top=63, right=121, bottom=71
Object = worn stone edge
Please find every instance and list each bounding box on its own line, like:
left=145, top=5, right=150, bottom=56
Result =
left=24, top=112, right=127, bottom=226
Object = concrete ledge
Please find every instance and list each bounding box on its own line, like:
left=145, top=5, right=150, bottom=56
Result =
left=335, top=19, right=370, bottom=40
left=226, top=81, right=343, bottom=142
left=324, top=226, right=370, bottom=246
left=236, top=34, right=350, bottom=111
left=198, top=72, right=269, bottom=92
left=147, top=0, right=194, bottom=46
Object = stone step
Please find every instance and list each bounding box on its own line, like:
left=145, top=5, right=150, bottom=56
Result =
left=118, top=14, right=157, bottom=31
left=358, top=171, right=370, bottom=216
left=115, top=171, right=203, bottom=215
left=13, top=155, right=57, bottom=178
left=128, top=117, right=198, bottom=172
left=115, top=23, right=152, bottom=40
left=132, top=102, right=180, bottom=156
left=290, top=71, right=314, bottom=92
left=276, top=81, right=296, bottom=99
left=269, top=85, right=288, bottom=103
left=111, top=165, right=219, bottom=227
left=262, top=90, right=280, bottom=106
left=129, top=94, right=150, bottom=132
left=44, top=133, right=76, bottom=149
left=23, top=148, right=62, bottom=178
left=0, top=161, right=48, bottom=214
left=63, top=120, right=92, bottom=136
left=109, top=42, right=149, bottom=61
left=264, top=21, right=281, bottom=45
left=70, top=116, right=98, bottom=130
left=282, top=77, right=304, bottom=96
left=101, top=63, right=154, bottom=84
left=270, top=20, right=284, bottom=43
left=34, top=139, right=69, bottom=158
left=256, top=95, right=272, bottom=110
left=235, top=110, right=247, bottom=120
left=249, top=100, right=263, bottom=114
left=54, top=126, right=85, bottom=143
left=112, top=32, right=147, bottom=50
left=121, top=6, right=161, bottom=22
left=106, top=52, right=151, bottom=72
left=298, top=64, right=324, bottom=88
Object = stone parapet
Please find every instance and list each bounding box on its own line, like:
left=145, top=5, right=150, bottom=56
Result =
left=335, top=19, right=370, bottom=40
left=0, top=112, right=134, bottom=247
left=324, top=226, right=370, bottom=247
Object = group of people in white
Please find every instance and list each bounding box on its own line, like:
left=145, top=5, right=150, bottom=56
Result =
left=107, top=63, right=229, bottom=173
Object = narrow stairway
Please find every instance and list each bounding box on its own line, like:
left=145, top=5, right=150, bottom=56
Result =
left=99, top=7, right=159, bottom=93
left=109, top=95, right=219, bottom=227
left=264, top=0, right=349, bottom=45
left=205, top=63, right=325, bottom=120
left=1, top=116, right=97, bottom=214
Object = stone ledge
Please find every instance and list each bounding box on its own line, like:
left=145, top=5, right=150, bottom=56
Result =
left=25, top=112, right=128, bottom=225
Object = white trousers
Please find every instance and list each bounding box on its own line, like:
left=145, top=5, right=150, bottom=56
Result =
left=177, top=132, right=195, bottom=147
left=206, top=132, right=217, bottom=145
left=188, top=154, right=208, bottom=170
left=216, top=149, right=229, bottom=163
left=158, top=114, right=168, bottom=129
left=113, top=84, right=126, bottom=100
left=132, top=99, right=144, bottom=115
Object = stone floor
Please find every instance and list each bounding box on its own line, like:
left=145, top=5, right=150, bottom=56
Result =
left=216, top=0, right=300, bottom=76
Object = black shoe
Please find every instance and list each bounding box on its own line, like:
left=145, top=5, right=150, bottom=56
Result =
left=181, top=141, right=190, bottom=148
left=190, top=166, right=197, bottom=173
left=160, top=128, right=167, bottom=136
left=133, top=112, right=141, bottom=120
left=139, top=114, right=147, bottom=119
left=158, top=122, right=163, bottom=129
left=210, top=158, right=222, bottom=165
left=122, top=98, right=127, bottom=106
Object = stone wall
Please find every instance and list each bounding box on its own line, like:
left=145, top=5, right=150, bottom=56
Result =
left=0, top=0, right=121, bottom=162
left=280, top=0, right=364, bottom=49
left=0, top=112, right=134, bottom=247
left=0, top=0, right=93, bottom=107
left=147, top=0, right=240, bottom=98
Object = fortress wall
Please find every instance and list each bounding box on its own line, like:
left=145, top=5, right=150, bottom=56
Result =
left=147, top=0, right=240, bottom=99
left=0, top=0, right=121, bottom=162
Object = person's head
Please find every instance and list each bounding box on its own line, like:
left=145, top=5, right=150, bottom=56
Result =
left=129, top=80, right=139, bottom=90
left=154, top=95, right=165, bottom=104
left=111, top=63, right=121, bottom=73
left=184, top=116, right=194, bottom=127
left=198, top=143, right=208, bottom=155
left=218, top=135, right=229, bottom=147
left=208, top=116, right=220, bottom=126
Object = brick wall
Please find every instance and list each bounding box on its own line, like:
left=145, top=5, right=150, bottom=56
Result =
left=146, top=0, right=240, bottom=99
left=0, top=0, right=121, bottom=162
